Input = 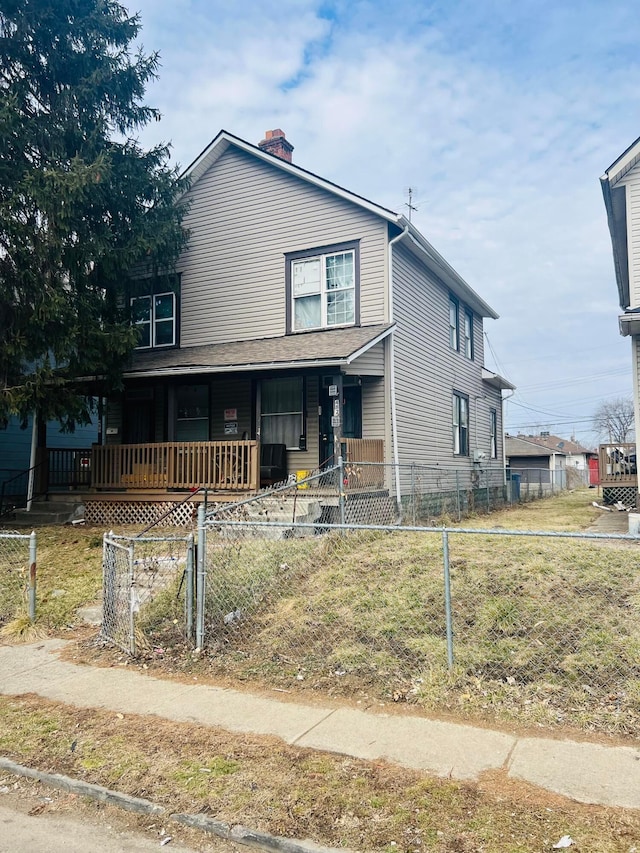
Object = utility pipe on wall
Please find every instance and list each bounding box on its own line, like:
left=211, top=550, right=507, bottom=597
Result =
left=388, top=225, right=409, bottom=516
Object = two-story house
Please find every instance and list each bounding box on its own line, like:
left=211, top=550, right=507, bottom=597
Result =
left=600, top=138, right=640, bottom=507
left=72, top=129, right=513, bottom=523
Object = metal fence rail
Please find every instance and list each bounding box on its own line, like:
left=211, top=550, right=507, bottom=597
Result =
left=194, top=514, right=640, bottom=734
left=0, top=531, right=36, bottom=626
left=102, top=532, right=194, bottom=655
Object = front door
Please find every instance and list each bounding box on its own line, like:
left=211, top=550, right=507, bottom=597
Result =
left=123, top=397, right=154, bottom=443
left=319, top=380, right=362, bottom=467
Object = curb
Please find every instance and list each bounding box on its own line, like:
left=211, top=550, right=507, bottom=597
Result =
left=0, top=757, right=163, bottom=815
left=0, top=756, right=353, bottom=853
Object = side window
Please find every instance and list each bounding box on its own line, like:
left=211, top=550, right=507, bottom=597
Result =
left=449, top=296, right=459, bottom=350
left=453, top=392, right=469, bottom=456
left=490, top=408, right=497, bottom=458
left=463, top=308, right=474, bottom=360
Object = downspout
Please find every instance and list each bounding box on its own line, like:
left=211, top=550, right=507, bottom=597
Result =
left=501, top=389, right=514, bottom=486
left=388, top=225, right=409, bottom=517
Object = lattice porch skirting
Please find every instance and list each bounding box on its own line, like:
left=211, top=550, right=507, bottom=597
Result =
left=85, top=500, right=196, bottom=527
left=601, top=486, right=638, bottom=507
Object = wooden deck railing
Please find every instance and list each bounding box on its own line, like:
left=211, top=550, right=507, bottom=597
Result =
left=91, top=441, right=259, bottom=491
left=342, top=438, right=385, bottom=489
left=598, top=443, right=637, bottom=486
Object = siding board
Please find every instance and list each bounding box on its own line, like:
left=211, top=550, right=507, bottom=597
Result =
left=177, top=148, right=388, bottom=347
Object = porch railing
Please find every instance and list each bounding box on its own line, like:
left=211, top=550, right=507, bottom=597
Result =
left=342, top=438, right=385, bottom=489
left=598, top=443, right=637, bottom=486
left=91, top=441, right=259, bottom=491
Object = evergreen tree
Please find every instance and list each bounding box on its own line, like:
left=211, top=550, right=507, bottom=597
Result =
left=0, top=0, right=188, bottom=429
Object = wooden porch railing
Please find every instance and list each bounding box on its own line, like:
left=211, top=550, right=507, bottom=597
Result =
left=91, top=441, right=259, bottom=491
left=598, top=443, right=637, bottom=486
left=342, top=438, right=385, bottom=489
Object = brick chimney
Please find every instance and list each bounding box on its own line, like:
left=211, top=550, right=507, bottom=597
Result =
left=258, top=129, right=294, bottom=163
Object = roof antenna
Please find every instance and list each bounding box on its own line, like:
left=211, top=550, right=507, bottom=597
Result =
left=404, top=186, right=418, bottom=222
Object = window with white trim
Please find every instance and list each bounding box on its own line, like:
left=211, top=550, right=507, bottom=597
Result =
left=449, top=297, right=459, bottom=350
left=131, top=292, right=176, bottom=349
left=463, top=308, right=474, bottom=360
left=453, top=392, right=469, bottom=456
left=490, top=408, right=497, bottom=459
left=290, top=248, right=357, bottom=331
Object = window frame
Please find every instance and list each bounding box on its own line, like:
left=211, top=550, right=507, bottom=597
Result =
left=463, top=307, right=474, bottom=360
left=452, top=391, right=469, bottom=456
left=490, top=407, right=497, bottom=459
left=130, top=275, right=180, bottom=351
left=449, top=296, right=459, bottom=351
left=285, top=241, right=360, bottom=333
left=260, top=375, right=306, bottom=451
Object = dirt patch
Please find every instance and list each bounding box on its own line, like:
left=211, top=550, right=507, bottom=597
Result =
left=1, top=694, right=639, bottom=852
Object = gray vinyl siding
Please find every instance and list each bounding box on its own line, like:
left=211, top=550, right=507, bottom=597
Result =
left=177, top=147, right=388, bottom=347
left=392, top=244, right=503, bottom=479
left=106, top=399, right=122, bottom=445
left=344, top=341, right=385, bottom=376
left=362, top=377, right=386, bottom=440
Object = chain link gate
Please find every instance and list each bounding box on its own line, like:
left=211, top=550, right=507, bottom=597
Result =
left=0, top=531, right=36, bottom=627
left=102, top=532, right=195, bottom=655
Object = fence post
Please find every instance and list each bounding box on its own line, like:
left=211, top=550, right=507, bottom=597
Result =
left=442, top=530, right=454, bottom=670
left=102, top=531, right=115, bottom=639
left=196, top=503, right=206, bottom=649
left=28, top=530, right=36, bottom=622
left=455, top=471, right=461, bottom=521
left=128, top=543, right=136, bottom=657
left=411, top=463, right=416, bottom=525
left=486, top=470, right=491, bottom=513
left=185, top=532, right=195, bottom=643
left=338, top=456, right=346, bottom=528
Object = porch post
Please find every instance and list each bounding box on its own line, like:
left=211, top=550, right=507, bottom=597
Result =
left=332, top=373, right=344, bottom=465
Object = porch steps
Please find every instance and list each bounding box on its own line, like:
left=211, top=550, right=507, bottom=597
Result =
left=10, top=498, right=85, bottom=527
left=224, top=495, right=322, bottom=539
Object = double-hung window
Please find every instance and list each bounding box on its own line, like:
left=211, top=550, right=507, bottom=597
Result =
left=449, top=297, right=459, bottom=350
left=260, top=377, right=305, bottom=450
left=132, top=292, right=176, bottom=349
left=490, top=408, right=497, bottom=459
left=453, top=392, right=469, bottom=456
left=463, top=308, right=474, bottom=360
left=288, top=243, right=359, bottom=332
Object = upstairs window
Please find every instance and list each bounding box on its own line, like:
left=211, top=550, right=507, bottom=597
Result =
left=131, top=291, right=177, bottom=349
left=287, top=242, right=360, bottom=332
left=453, top=392, right=469, bottom=456
left=449, top=297, right=459, bottom=350
left=463, top=308, right=474, bottom=360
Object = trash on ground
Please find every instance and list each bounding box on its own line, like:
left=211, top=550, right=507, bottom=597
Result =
left=553, top=836, right=574, bottom=849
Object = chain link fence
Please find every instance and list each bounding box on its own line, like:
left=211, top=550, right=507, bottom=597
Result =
left=102, top=532, right=194, bottom=655
left=0, top=531, right=36, bottom=628
left=195, top=511, right=640, bottom=735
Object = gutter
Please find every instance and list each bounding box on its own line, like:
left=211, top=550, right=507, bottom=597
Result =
left=388, top=225, right=409, bottom=516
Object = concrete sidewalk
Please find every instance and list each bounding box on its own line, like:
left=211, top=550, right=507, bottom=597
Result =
left=1, top=640, right=638, bottom=810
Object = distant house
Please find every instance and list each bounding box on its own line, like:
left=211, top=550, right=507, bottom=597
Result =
left=24, top=128, right=515, bottom=523
left=600, top=139, right=640, bottom=505
left=517, top=433, right=596, bottom=486
left=505, top=435, right=567, bottom=492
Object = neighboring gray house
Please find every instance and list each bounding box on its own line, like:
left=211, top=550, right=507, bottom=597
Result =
left=517, top=433, right=595, bottom=486
left=600, top=138, right=640, bottom=505
left=86, top=129, right=513, bottom=511
left=505, top=435, right=567, bottom=491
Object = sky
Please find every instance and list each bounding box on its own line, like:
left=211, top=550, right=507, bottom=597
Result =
left=121, top=0, right=640, bottom=448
